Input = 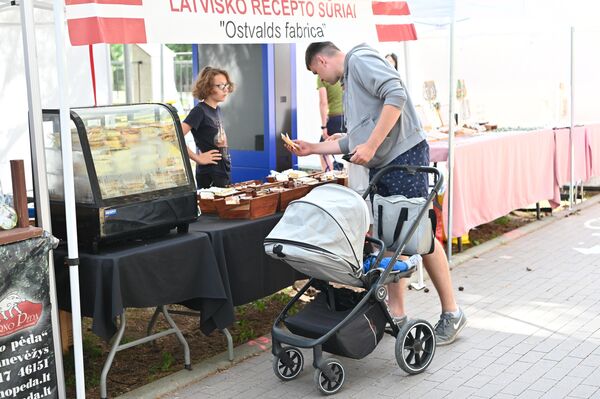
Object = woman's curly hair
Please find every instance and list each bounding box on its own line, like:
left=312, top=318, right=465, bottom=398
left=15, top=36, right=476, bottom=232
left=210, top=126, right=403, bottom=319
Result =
left=192, top=66, right=235, bottom=100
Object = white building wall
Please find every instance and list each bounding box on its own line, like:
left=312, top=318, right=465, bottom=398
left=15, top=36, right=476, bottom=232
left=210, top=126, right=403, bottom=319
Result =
left=0, top=6, right=111, bottom=194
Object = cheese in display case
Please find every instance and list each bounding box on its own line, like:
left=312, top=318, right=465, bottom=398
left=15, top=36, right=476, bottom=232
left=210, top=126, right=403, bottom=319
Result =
left=42, top=103, right=197, bottom=252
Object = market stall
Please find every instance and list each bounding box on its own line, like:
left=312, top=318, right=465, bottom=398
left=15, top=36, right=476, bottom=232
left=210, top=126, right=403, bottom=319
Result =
left=13, top=1, right=419, bottom=397
left=12, top=1, right=600, bottom=397
left=427, top=123, right=600, bottom=238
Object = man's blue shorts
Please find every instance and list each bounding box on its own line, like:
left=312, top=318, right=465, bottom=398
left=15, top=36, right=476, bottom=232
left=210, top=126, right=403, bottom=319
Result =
left=369, top=139, right=430, bottom=199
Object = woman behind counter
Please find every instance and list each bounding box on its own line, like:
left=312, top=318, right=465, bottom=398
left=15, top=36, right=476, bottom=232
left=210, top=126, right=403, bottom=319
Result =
left=182, top=66, right=235, bottom=188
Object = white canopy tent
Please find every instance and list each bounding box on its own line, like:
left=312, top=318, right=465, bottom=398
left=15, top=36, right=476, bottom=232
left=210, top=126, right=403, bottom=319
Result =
left=8, top=0, right=600, bottom=397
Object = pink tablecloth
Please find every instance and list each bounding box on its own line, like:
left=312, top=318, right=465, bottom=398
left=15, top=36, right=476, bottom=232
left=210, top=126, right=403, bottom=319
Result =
left=585, top=124, right=600, bottom=178
left=554, top=127, right=588, bottom=186
left=428, top=130, right=557, bottom=238
left=429, top=140, right=450, bottom=163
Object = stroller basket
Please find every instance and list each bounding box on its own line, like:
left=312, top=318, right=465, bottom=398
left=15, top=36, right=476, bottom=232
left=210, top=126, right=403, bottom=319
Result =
left=284, top=287, right=387, bottom=359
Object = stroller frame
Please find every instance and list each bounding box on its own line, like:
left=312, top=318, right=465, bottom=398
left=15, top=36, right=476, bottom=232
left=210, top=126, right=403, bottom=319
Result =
left=270, top=165, right=443, bottom=395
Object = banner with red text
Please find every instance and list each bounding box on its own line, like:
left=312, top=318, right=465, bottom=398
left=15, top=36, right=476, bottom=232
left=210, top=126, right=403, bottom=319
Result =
left=65, top=0, right=416, bottom=45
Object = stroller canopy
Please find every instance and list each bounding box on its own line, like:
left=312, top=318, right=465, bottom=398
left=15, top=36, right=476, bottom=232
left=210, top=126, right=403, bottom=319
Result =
left=267, top=184, right=370, bottom=269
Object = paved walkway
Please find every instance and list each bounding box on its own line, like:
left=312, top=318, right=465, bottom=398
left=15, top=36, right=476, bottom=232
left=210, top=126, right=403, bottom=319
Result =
left=161, top=202, right=600, bottom=399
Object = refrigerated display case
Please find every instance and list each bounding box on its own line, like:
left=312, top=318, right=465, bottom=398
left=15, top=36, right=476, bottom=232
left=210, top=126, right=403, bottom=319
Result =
left=42, top=103, right=197, bottom=251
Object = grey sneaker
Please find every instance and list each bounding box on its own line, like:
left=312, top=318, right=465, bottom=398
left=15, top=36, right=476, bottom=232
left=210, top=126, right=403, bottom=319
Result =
left=434, top=308, right=467, bottom=346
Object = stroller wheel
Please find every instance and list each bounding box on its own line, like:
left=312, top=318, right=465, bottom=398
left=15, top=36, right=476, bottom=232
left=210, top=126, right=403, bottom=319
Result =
left=273, top=347, right=304, bottom=381
left=313, top=358, right=345, bottom=395
left=395, top=319, right=436, bottom=374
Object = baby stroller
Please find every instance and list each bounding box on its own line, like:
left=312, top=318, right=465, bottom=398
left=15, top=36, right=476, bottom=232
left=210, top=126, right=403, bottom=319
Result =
left=264, top=165, right=443, bottom=395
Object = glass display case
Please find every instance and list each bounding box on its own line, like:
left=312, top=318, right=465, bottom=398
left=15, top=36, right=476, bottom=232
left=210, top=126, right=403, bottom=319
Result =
left=43, top=103, right=197, bottom=251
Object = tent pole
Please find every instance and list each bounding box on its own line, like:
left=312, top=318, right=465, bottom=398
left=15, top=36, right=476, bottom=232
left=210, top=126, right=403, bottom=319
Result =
left=160, top=44, right=165, bottom=102
left=19, top=1, right=66, bottom=397
left=403, top=41, right=410, bottom=92
left=446, top=20, right=456, bottom=260
left=569, top=26, right=574, bottom=209
left=52, top=0, right=86, bottom=397
left=124, top=44, right=134, bottom=103
left=106, top=44, right=113, bottom=105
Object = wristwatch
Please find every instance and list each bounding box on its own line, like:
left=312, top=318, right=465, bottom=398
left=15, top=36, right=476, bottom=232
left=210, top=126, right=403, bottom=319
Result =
left=321, top=126, right=327, bottom=129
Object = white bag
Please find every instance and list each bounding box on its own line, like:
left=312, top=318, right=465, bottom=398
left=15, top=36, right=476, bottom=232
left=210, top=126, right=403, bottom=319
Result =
left=372, top=194, right=436, bottom=255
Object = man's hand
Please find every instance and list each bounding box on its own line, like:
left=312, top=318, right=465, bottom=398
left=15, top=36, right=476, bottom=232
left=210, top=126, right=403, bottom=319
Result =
left=321, top=128, right=329, bottom=140
left=350, top=141, right=378, bottom=165
left=286, top=140, right=313, bottom=156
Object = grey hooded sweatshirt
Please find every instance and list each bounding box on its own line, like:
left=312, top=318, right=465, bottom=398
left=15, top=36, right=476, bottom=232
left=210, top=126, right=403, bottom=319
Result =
left=338, top=43, right=426, bottom=168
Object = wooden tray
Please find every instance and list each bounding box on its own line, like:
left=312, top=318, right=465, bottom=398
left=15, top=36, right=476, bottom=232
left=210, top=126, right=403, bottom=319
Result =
left=197, top=191, right=240, bottom=214
left=266, top=171, right=322, bottom=183
left=198, top=197, right=218, bottom=214
left=336, top=176, right=348, bottom=186
left=214, top=192, right=279, bottom=220
left=278, top=185, right=311, bottom=212
left=230, top=179, right=263, bottom=188
left=198, top=181, right=286, bottom=214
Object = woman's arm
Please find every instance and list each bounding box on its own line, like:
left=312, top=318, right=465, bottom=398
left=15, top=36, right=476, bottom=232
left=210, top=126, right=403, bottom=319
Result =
left=318, top=87, right=329, bottom=139
left=181, top=122, right=222, bottom=165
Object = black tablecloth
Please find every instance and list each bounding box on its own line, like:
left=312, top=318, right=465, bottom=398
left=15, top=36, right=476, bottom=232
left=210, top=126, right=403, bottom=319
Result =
left=190, top=214, right=302, bottom=306
left=54, top=231, right=234, bottom=341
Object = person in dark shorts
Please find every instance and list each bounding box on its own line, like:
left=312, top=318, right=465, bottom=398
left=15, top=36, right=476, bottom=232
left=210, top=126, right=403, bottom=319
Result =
left=181, top=66, right=235, bottom=189
left=287, top=42, right=466, bottom=346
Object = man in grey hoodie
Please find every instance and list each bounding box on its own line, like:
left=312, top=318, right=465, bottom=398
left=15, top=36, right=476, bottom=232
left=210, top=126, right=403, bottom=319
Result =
left=290, top=41, right=466, bottom=346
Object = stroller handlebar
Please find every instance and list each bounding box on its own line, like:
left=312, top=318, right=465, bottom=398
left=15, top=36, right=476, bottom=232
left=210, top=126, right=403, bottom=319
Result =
left=363, top=165, right=443, bottom=200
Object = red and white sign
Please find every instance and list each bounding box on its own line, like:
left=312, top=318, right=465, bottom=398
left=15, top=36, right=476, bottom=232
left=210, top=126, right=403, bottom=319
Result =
left=0, top=293, right=42, bottom=338
left=65, top=0, right=416, bottom=45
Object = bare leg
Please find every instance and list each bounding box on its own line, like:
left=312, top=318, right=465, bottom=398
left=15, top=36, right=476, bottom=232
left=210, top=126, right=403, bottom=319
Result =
left=385, top=251, right=407, bottom=318
left=387, top=278, right=406, bottom=318
left=422, top=239, right=458, bottom=313
left=386, top=240, right=458, bottom=317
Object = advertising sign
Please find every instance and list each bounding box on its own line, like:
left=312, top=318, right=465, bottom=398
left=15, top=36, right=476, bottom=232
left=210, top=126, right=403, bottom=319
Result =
left=0, top=234, right=59, bottom=399
left=65, top=0, right=417, bottom=45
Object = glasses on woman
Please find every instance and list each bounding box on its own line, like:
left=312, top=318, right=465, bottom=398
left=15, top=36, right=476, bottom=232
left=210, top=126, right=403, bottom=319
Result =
left=214, top=83, right=231, bottom=91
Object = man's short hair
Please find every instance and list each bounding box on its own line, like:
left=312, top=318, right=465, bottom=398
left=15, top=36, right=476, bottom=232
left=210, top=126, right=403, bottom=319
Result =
left=305, top=42, right=340, bottom=70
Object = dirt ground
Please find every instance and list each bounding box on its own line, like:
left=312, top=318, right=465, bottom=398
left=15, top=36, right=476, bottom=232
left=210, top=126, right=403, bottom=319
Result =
left=62, top=208, right=547, bottom=398
left=63, top=290, right=304, bottom=398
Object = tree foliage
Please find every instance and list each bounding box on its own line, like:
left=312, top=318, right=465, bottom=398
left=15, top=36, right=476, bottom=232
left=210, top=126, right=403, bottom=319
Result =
left=110, top=44, right=123, bottom=61
left=166, top=44, right=192, bottom=57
